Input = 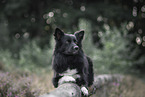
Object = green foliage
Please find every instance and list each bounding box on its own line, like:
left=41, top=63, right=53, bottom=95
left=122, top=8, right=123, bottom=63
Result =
left=93, top=24, right=131, bottom=73
left=79, top=19, right=136, bottom=74
left=18, top=41, right=53, bottom=71
left=0, top=18, right=142, bottom=75
left=0, top=16, right=10, bottom=49
left=0, top=37, right=55, bottom=73
left=0, top=0, right=145, bottom=73
left=0, top=50, right=16, bottom=71
left=78, top=18, right=95, bottom=54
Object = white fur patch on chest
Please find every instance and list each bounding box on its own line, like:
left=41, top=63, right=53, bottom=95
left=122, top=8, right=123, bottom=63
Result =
left=58, top=69, right=80, bottom=86
left=59, top=69, right=78, bottom=76
left=58, top=76, right=76, bottom=86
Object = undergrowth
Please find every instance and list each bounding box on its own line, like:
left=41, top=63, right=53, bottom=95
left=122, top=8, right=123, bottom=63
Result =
left=0, top=72, right=40, bottom=97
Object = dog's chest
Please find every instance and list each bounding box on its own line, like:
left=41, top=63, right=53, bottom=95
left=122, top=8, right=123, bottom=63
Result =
left=59, top=68, right=77, bottom=76
left=59, top=68, right=80, bottom=79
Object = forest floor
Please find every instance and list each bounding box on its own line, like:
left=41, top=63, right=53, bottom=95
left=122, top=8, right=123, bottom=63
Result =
left=0, top=70, right=145, bottom=97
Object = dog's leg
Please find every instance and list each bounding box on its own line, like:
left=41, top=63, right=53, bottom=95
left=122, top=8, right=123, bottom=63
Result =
left=81, top=76, right=89, bottom=96
left=76, top=67, right=89, bottom=96
left=81, top=86, right=89, bottom=97
left=52, top=72, right=62, bottom=88
left=87, top=56, right=94, bottom=86
left=81, top=65, right=89, bottom=96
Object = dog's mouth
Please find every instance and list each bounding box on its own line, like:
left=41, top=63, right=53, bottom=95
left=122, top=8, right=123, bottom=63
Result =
left=63, top=46, right=79, bottom=55
left=63, top=50, right=79, bottom=55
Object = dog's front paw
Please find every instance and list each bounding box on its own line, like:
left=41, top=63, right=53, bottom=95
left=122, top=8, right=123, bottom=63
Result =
left=58, top=76, right=76, bottom=85
left=81, top=87, right=88, bottom=97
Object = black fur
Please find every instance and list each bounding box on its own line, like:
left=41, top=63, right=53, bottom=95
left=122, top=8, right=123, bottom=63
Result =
left=52, top=28, right=94, bottom=88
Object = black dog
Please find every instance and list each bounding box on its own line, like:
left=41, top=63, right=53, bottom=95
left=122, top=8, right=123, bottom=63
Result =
left=52, top=28, right=94, bottom=96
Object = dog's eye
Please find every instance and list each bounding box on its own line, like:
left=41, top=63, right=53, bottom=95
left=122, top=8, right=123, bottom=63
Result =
left=75, top=41, right=78, bottom=44
left=66, top=40, right=71, bottom=44
left=74, top=40, right=77, bottom=44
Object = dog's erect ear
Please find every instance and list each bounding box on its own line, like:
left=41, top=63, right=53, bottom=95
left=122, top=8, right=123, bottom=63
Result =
left=54, top=28, right=64, bottom=40
left=74, top=30, right=84, bottom=42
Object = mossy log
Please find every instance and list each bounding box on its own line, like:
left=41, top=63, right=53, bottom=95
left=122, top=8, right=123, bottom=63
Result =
left=39, top=74, right=123, bottom=97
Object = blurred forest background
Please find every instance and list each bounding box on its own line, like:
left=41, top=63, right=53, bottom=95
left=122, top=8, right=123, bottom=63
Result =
left=0, top=0, right=145, bottom=97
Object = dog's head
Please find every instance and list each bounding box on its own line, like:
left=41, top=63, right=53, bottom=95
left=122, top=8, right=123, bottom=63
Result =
left=54, top=28, right=84, bottom=55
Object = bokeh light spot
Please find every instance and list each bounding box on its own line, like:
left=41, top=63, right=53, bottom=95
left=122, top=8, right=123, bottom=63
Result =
left=56, top=9, right=61, bottom=14
left=43, top=14, right=47, bottom=19
left=48, top=12, right=54, bottom=17
left=98, top=31, right=103, bottom=37
left=143, top=36, right=145, bottom=41
left=126, top=21, right=134, bottom=30
left=15, top=33, right=20, bottom=39
left=136, top=37, right=142, bottom=45
left=97, top=16, right=103, bottom=22
left=132, top=6, right=137, bottom=17
left=142, top=42, right=145, bottom=47
left=23, top=33, right=29, bottom=38
left=138, top=29, right=142, bottom=34
left=141, top=5, right=145, bottom=12
left=46, top=19, right=51, bottom=24
left=31, top=18, right=35, bottom=22
left=45, top=26, right=50, bottom=31
left=63, top=13, right=68, bottom=18
left=133, top=0, right=138, bottom=3
left=80, top=6, right=85, bottom=11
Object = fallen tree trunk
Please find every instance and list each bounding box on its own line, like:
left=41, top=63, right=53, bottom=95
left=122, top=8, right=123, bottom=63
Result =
left=39, top=74, right=123, bottom=97
left=40, top=83, right=81, bottom=97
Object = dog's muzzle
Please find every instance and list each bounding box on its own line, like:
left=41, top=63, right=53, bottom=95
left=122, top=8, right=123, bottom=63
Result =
left=73, top=46, right=79, bottom=51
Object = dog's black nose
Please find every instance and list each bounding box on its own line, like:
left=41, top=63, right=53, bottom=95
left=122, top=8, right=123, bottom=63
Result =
left=74, top=46, right=79, bottom=51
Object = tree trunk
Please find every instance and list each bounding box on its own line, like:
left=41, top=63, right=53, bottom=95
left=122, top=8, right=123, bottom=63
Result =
left=40, top=83, right=81, bottom=97
left=39, top=74, right=123, bottom=97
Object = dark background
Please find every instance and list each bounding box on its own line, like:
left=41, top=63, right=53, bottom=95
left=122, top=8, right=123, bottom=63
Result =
left=0, top=0, right=145, bottom=74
